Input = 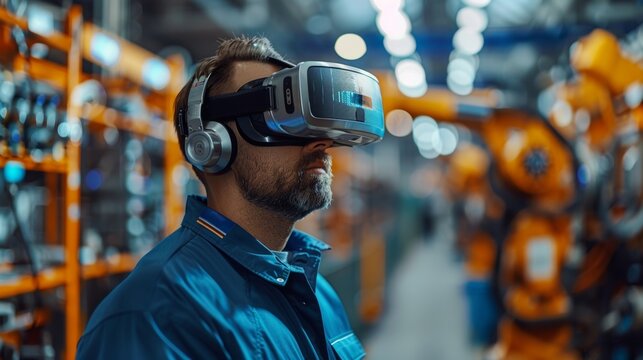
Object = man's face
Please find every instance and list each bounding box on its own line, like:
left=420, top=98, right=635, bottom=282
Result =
left=227, top=61, right=333, bottom=220
left=232, top=143, right=333, bottom=220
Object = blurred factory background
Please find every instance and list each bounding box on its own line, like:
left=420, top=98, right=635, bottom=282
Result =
left=0, top=0, right=642, bottom=359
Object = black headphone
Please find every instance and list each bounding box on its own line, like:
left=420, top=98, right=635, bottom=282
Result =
left=181, top=73, right=236, bottom=174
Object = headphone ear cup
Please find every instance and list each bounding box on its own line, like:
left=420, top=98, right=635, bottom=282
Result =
left=185, top=130, right=216, bottom=169
left=185, top=122, right=236, bottom=174
left=206, top=121, right=236, bottom=174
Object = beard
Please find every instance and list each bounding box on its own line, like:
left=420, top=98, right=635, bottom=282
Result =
left=233, top=150, right=333, bottom=221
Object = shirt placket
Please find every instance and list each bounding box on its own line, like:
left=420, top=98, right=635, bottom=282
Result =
left=284, top=254, right=333, bottom=360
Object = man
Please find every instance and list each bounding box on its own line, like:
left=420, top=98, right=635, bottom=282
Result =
left=77, top=36, right=383, bottom=359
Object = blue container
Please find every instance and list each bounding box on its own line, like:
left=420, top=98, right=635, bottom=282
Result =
left=464, top=278, right=500, bottom=346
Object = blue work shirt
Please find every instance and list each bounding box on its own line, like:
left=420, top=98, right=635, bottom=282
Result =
left=77, top=196, right=365, bottom=359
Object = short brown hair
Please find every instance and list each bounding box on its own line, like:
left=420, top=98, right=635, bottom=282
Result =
left=173, top=36, right=289, bottom=181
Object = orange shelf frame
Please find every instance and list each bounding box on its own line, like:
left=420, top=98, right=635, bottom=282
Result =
left=0, top=5, right=184, bottom=359
left=81, top=23, right=169, bottom=91
left=13, top=56, right=93, bottom=91
left=63, top=7, right=82, bottom=359
left=0, top=154, right=68, bottom=173
left=0, top=309, right=51, bottom=347
left=163, top=56, right=186, bottom=235
left=0, top=267, right=66, bottom=299
left=84, top=104, right=169, bottom=141
left=81, top=253, right=139, bottom=280
left=0, top=7, right=72, bottom=50
left=0, top=253, right=140, bottom=300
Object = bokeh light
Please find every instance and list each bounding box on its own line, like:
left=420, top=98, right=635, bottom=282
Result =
left=335, top=33, right=368, bottom=60
left=386, top=109, right=413, bottom=137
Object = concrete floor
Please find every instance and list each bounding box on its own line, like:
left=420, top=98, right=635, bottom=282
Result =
left=364, top=236, right=477, bottom=360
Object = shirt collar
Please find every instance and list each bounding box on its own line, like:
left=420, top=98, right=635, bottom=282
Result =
left=181, top=196, right=330, bottom=286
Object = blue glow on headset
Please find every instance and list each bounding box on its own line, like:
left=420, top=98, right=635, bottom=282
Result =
left=337, top=91, right=373, bottom=109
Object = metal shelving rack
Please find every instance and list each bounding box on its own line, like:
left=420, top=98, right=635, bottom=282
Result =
left=0, top=4, right=184, bottom=359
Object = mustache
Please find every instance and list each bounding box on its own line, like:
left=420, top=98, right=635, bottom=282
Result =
left=300, top=151, right=332, bottom=173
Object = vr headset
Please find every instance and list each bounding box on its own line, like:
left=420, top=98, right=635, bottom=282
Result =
left=180, top=60, right=385, bottom=173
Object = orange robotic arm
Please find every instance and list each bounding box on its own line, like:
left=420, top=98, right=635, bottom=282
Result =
left=378, top=72, right=579, bottom=212
left=571, top=29, right=643, bottom=96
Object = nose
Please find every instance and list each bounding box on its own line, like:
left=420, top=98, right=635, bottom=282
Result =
left=304, top=138, right=333, bottom=152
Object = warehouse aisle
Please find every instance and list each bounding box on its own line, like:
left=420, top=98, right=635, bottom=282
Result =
left=364, top=236, right=476, bottom=360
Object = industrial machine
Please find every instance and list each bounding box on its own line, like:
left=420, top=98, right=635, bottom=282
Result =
left=382, top=27, right=643, bottom=359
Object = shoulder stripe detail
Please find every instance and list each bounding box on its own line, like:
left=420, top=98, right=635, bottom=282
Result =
left=197, top=217, right=226, bottom=238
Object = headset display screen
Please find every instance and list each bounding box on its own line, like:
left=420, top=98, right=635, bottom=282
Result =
left=307, top=67, right=382, bottom=123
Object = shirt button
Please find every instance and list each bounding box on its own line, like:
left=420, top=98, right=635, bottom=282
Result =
left=301, top=301, right=307, bottom=306
left=276, top=277, right=285, bottom=283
